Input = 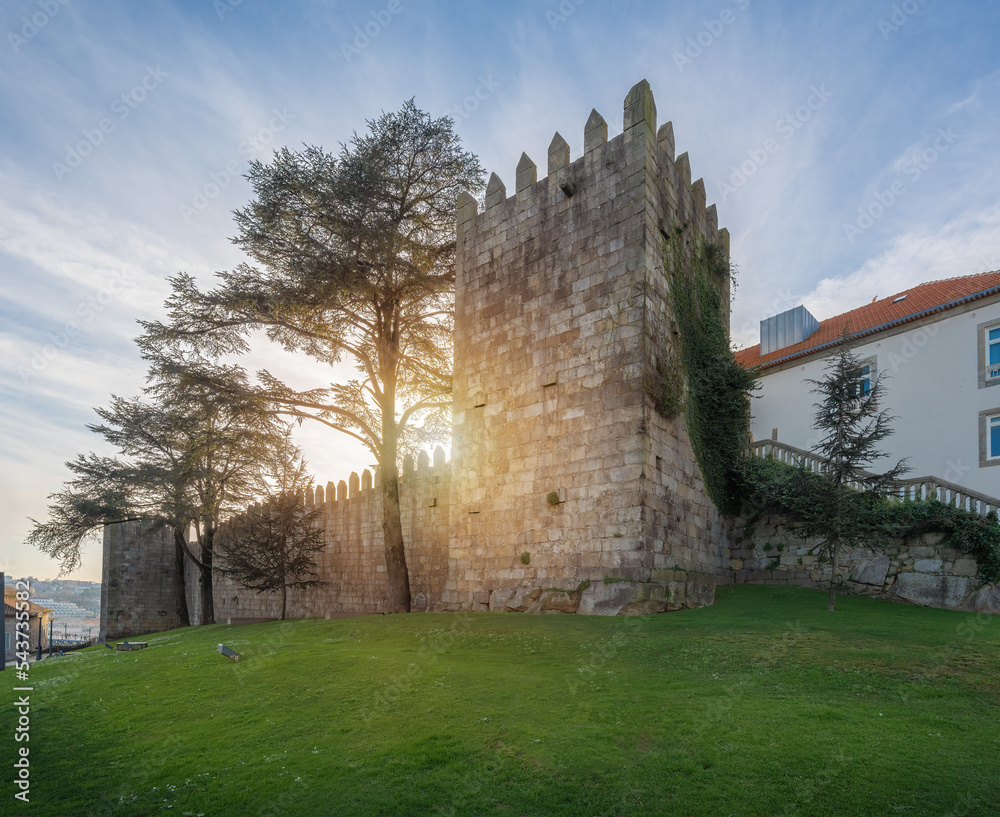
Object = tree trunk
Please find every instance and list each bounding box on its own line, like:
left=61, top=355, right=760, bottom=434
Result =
left=827, top=541, right=838, bottom=612
left=201, top=528, right=216, bottom=624
left=281, top=583, right=287, bottom=621
left=380, top=429, right=411, bottom=613
left=172, top=531, right=191, bottom=627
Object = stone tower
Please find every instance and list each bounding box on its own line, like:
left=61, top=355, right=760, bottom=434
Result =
left=100, top=521, right=186, bottom=640
left=442, top=79, right=731, bottom=611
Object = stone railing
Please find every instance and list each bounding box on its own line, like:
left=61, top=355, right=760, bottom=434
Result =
left=746, top=440, right=1000, bottom=519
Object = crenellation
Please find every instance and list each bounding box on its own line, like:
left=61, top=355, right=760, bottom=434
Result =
left=706, top=203, right=718, bottom=238
left=547, top=132, right=570, bottom=175
left=657, top=121, right=675, bottom=160
left=516, top=152, right=537, bottom=192
left=691, top=178, right=707, bottom=215
left=105, top=81, right=734, bottom=627
left=584, top=108, right=608, bottom=153
left=485, top=172, right=506, bottom=209
left=623, top=79, right=656, bottom=134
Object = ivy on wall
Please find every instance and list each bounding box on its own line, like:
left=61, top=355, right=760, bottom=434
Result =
left=661, top=226, right=758, bottom=514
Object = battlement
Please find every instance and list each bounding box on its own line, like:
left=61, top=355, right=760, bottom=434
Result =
left=445, top=79, right=733, bottom=610
left=295, top=445, right=450, bottom=507
left=456, top=79, right=728, bottom=260
left=104, top=80, right=734, bottom=626
left=216, top=445, right=452, bottom=541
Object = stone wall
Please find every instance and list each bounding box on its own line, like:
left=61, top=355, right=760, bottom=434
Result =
left=443, top=79, right=731, bottom=611
left=198, top=452, right=450, bottom=623
left=101, top=521, right=186, bottom=640
left=102, top=80, right=739, bottom=630
left=730, top=513, right=1000, bottom=614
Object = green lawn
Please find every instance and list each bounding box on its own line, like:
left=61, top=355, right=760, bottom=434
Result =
left=6, top=585, right=1000, bottom=816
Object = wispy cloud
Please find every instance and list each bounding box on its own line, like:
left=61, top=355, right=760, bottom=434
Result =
left=4, top=0, right=1000, bottom=578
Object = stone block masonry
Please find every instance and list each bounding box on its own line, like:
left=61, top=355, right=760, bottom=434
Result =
left=101, top=521, right=185, bottom=641
left=102, top=80, right=736, bottom=632
left=730, top=513, right=1000, bottom=614
left=187, top=451, right=452, bottom=625
left=444, top=79, right=732, bottom=610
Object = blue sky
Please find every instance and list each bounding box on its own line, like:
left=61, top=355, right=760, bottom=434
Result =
left=2, top=0, right=999, bottom=581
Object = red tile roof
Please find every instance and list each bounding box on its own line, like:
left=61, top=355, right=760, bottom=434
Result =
left=735, top=270, right=1000, bottom=370
left=3, top=588, right=52, bottom=617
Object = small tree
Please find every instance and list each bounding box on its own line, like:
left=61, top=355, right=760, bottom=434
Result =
left=28, top=353, right=285, bottom=625
left=801, top=334, right=908, bottom=610
left=219, top=430, right=326, bottom=619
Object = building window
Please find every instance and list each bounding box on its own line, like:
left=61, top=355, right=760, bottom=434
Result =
left=851, top=356, right=876, bottom=399
left=979, top=409, right=1000, bottom=468
left=978, top=319, right=1000, bottom=388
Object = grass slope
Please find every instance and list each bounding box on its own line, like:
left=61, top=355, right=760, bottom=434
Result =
left=5, top=585, right=1000, bottom=816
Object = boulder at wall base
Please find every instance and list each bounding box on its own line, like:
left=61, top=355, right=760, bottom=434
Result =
left=620, top=583, right=668, bottom=616
left=960, top=584, right=1000, bottom=614
left=850, top=556, right=891, bottom=587
left=489, top=581, right=717, bottom=616
left=578, top=580, right=716, bottom=616
left=576, top=581, right=641, bottom=616
left=891, top=572, right=976, bottom=609
left=489, top=586, right=543, bottom=612
left=525, top=589, right=581, bottom=614
left=488, top=588, right=514, bottom=612
left=663, top=580, right=716, bottom=611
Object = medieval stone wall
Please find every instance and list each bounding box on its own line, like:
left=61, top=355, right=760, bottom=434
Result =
left=730, top=513, right=1000, bottom=613
left=102, top=80, right=737, bottom=633
left=101, top=521, right=185, bottom=641
left=443, top=79, right=731, bottom=611
left=181, top=452, right=452, bottom=625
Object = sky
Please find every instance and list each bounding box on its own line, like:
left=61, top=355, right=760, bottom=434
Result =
left=2, top=0, right=999, bottom=582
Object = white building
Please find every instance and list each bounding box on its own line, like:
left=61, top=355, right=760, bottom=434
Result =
left=735, top=271, right=1000, bottom=498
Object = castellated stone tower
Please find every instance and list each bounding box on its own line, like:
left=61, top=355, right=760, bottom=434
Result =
left=101, top=80, right=734, bottom=634
left=442, top=79, right=732, bottom=612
